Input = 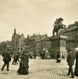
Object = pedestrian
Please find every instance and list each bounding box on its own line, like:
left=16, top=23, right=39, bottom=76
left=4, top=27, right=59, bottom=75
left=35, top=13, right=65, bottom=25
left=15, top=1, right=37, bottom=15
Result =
left=12, top=52, right=19, bottom=65
left=17, top=51, right=29, bottom=75
left=74, top=47, right=78, bottom=76
left=56, top=52, right=61, bottom=63
left=33, top=51, right=36, bottom=59
left=42, top=51, right=45, bottom=59
left=1, top=49, right=11, bottom=71
left=67, top=48, right=75, bottom=78
left=39, top=50, right=42, bottom=58
left=50, top=52, right=53, bottom=59
left=29, top=52, right=33, bottom=59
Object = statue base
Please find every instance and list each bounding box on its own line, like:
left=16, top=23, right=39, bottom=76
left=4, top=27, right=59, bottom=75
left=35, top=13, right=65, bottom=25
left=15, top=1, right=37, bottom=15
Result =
left=50, top=35, right=67, bottom=58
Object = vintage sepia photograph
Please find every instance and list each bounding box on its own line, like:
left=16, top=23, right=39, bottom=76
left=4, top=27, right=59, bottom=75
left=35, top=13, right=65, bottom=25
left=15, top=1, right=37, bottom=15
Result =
left=0, top=0, right=78, bottom=79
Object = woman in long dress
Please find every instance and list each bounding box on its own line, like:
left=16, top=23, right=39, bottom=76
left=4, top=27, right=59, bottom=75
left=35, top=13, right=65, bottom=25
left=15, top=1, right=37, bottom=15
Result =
left=17, top=52, right=29, bottom=75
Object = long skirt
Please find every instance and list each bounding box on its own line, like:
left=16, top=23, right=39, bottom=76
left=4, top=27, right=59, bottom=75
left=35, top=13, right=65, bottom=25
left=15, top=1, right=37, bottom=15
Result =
left=74, top=62, right=78, bottom=76
left=17, top=63, right=29, bottom=75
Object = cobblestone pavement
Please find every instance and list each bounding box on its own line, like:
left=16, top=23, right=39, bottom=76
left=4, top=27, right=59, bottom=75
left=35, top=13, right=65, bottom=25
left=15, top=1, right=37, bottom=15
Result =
left=0, top=56, right=77, bottom=79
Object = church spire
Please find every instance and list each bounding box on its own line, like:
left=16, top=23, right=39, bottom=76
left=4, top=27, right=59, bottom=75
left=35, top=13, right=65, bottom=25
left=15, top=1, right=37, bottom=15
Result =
left=14, top=28, right=16, bottom=35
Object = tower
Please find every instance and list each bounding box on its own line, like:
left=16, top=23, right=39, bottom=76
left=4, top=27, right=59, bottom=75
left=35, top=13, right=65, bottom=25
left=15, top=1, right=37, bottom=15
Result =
left=12, top=28, right=18, bottom=52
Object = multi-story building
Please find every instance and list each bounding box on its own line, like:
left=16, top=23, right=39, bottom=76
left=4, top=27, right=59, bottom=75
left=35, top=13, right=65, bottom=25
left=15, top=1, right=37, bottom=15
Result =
left=40, top=35, right=51, bottom=52
left=11, top=29, right=25, bottom=53
left=59, top=21, right=78, bottom=48
left=0, top=29, right=51, bottom=55
left=24, top=34, right=51, bottom=55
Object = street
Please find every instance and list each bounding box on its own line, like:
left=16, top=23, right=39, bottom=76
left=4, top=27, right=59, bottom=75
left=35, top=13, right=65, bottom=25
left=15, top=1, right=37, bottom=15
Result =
left=0, top=56, right=77, bottom=79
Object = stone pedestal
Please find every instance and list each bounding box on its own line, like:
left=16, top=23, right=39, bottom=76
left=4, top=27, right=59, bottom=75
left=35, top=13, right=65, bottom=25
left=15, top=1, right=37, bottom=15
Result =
left=50, top=35, right=67, bottom=58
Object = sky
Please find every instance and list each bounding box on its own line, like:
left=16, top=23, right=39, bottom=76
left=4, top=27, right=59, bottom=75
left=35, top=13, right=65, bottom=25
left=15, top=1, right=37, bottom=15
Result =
left=0, top=0, right=78, bottom=42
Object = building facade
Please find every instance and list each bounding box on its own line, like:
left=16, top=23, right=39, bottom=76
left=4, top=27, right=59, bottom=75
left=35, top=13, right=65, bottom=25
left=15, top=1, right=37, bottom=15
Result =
left=11, top=29, right=25, bottom=53
left=59, top=21, right=78, bottom=48
left=24, top=34, right=51, bottom=55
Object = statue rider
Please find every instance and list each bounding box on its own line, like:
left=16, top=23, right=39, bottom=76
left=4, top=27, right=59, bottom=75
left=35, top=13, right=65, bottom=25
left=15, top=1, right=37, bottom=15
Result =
left=52, top=17, right=65, bottom=36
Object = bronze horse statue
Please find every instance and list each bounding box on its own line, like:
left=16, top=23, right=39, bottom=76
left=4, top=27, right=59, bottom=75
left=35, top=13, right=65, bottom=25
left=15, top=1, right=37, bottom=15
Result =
left=52, top=18, right=66, bottom=37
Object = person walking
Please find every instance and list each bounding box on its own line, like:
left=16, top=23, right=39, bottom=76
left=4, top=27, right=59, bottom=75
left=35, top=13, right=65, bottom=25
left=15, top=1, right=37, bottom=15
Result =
left=1, top=49, right=11, bottom=71
left=74, top=48, right=78, bottom=76
left=12, top=52, right=19, bottom=65
left=33, top=51, right=36, bottom=59
left=17, top=51, right=29, bottom=75
left=56, top=52, right=61, bottom=63
left=42, top=51, right=45, bottom=59
left=67, top=48, right=75, bottom=78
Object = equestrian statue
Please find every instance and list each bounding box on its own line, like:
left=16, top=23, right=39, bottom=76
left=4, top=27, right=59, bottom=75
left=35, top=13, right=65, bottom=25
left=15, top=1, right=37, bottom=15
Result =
left=52, top=17, right=66, bottom=37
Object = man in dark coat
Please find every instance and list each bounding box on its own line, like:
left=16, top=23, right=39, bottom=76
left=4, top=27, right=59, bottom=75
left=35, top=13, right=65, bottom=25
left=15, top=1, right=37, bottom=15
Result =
left=1, top=49, right=11, bottom=71
left=67, top=49, right=75, bottom=78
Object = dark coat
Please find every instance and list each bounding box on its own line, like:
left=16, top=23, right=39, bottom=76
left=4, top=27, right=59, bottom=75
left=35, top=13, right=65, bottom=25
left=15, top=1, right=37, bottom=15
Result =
left=75, top=52, right=78, bottom=76
left=20, top=54, right=29, bottom=68
left=67, top=51, right=75, bottom=66
left=2, top=52, right=11, bottom=62
left=57, top=53, right=60, bottom=59
left=76, top=52, right=78, bottom=62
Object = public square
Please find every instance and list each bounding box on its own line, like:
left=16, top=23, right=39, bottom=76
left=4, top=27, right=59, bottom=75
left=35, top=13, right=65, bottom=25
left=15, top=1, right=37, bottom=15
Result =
left=0, top=56, right=77, bottom=79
